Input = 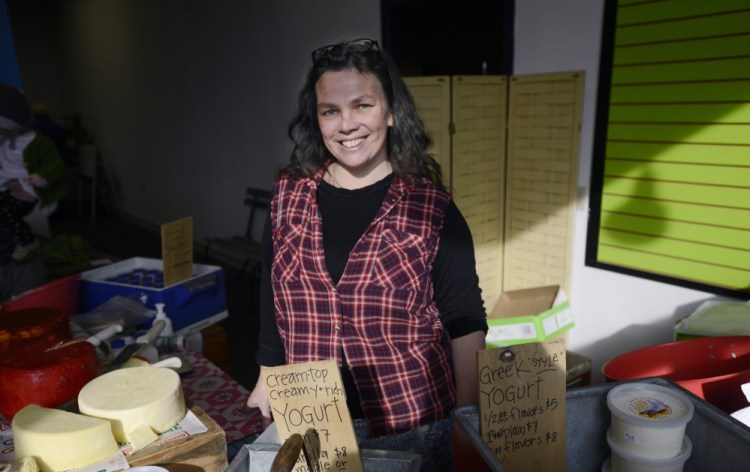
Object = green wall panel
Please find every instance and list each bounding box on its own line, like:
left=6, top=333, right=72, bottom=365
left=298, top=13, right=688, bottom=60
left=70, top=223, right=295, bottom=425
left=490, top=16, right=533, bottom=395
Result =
left=601, top=195, right=750, bottom=229
left=605, top=142, right=750, bottom=165
left=604, top=160, right=750, bottom=187
left=615, top=12, right=750, bottom=45
left=598, top=244, right=750, bottom=291
left=608, top=103, right=750, bottom=123
left=600, top=213, right=750, bottom=249
left=616, top=0, right=749, bottom=25
left=592, top=0, right=750, bottom=293
left=607, top=123, right=750, bottom=145
left=612, top=58, right=750, bottom=84
left=602, top=178, right=750, bottom=208
left=614, top=36, right=750, bottom=65
left=610, top=81, right=750, bottom=104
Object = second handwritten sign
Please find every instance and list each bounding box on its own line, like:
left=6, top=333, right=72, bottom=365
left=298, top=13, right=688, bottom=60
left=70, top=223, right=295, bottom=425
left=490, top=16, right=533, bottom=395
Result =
left=478, top=339, right=567, bottom=471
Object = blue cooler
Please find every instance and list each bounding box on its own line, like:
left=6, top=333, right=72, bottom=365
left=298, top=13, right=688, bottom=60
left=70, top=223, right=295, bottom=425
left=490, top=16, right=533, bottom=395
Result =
left=79, top=257, right=227, bottom=334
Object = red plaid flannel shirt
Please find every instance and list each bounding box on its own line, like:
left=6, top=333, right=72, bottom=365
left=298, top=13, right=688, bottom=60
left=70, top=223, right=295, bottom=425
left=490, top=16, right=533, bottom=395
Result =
left=270, top=172, right=456, bottom=436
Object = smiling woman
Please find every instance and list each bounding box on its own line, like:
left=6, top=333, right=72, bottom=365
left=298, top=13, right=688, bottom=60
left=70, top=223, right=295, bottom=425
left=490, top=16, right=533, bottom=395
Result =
left=244, top=38, right=488, bottom=472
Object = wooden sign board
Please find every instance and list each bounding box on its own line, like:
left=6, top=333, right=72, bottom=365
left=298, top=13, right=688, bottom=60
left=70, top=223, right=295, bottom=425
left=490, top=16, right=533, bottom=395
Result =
left=478, top=339, right=567, bottom=471
left=264, top=359, right=364, bottom=472
left=161, top=217, right=193, bottom=287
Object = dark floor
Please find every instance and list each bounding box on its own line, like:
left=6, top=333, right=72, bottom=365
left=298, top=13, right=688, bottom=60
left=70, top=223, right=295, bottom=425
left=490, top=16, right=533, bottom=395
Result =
left=46, top=203, right=261, bottom=391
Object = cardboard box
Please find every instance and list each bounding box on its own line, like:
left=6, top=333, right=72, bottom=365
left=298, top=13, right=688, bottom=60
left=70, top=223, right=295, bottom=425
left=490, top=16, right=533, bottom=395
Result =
left=79, top=257, right=227, bottom=334
left=485, top=285, right=573, bottom=348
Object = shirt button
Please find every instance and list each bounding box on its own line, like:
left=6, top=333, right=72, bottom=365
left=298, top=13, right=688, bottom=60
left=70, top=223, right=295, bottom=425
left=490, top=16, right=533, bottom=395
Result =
left=335, top=323, right=342, bottom=331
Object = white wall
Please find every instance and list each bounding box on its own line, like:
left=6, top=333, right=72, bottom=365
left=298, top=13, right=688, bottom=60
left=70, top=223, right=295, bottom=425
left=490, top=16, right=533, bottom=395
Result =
left=514, top=0, right=730, bottom=382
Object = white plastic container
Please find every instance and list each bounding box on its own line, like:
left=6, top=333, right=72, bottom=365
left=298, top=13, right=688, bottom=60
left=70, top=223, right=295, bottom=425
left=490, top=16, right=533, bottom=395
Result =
left=607, top=382, right=694, bottom=459
left=605, top=428, right=692, bottom=472
left=154, top=303, right=173, bottom=336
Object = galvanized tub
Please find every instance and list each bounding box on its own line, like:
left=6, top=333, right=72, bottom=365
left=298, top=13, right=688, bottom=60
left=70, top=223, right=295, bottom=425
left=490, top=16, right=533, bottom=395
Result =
left=453, top=378, right=750, bottom=471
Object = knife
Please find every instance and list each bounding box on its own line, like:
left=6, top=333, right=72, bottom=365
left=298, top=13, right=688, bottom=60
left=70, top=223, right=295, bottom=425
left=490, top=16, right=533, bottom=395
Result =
left=104, top=319, right=166, bottom=372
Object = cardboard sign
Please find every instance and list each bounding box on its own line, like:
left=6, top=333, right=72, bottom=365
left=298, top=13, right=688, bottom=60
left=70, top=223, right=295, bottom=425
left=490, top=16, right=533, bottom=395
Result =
left=478, top=339, right=567, bottom=471
left=160, top=217, right=193, bottom=286
left=264, top=360, right=364, bottom=472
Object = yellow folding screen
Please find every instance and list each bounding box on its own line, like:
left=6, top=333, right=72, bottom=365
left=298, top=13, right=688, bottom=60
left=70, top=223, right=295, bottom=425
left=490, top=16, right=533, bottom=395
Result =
left=588, top=0, right=750, bottom=295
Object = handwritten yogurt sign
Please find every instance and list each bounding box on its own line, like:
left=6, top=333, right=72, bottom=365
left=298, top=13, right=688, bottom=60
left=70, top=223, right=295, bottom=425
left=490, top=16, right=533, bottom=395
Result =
left=478, top=339, right=567, bottom=471
left=264, top=359, right=364, bottom=472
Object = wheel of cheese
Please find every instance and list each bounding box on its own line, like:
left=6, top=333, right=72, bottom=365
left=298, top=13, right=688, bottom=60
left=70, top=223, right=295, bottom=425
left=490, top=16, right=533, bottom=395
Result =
left=12, top=404, right=119, bottom=472
left=0, top=340, right=99, bottom=419
left=0, top=308, right=71, bottom=354
left=78, top=366, right=186, bottom=451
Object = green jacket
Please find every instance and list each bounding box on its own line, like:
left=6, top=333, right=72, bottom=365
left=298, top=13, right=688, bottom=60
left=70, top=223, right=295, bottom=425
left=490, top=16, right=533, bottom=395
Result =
left=24, top=133, right=68, bottom=206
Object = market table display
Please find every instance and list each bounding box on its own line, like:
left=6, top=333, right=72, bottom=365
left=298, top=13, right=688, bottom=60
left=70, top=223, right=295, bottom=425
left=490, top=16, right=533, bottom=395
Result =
left=0, top=351, right=259, bottom=471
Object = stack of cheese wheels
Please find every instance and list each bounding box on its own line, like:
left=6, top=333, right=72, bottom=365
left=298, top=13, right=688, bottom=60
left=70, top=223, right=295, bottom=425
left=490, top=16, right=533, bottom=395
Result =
left=12, top=404, right=119, bottom=472
left=78, top=366, right=186, bottom=451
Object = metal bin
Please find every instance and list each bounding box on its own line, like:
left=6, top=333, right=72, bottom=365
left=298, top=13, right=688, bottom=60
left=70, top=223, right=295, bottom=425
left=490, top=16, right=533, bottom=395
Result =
left=453, top=378, right=750, bottom=471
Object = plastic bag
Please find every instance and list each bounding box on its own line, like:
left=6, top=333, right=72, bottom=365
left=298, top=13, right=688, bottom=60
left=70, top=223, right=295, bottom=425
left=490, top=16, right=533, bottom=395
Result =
left=71, top=294, right=155, bottom=331
left=675, top=300, right=750, bottom=338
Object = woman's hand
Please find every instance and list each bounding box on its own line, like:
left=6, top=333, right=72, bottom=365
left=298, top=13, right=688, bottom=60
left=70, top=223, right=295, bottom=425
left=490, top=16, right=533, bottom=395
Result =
left=5, top=180, right=37, bottom=202
left=246, top=366, right=273, bottom=429
left=28, top=173, right=47, bottom=188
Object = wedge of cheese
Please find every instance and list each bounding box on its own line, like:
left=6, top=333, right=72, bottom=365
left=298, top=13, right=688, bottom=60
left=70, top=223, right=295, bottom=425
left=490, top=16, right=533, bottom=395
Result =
left=78, top=366, right=186, bottom=451
left=12, top=404, right=119, bottom=472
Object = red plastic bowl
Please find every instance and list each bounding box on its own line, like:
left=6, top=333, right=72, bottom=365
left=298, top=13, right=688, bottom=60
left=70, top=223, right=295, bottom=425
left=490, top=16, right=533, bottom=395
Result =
left=0, top=274, right=80, bottom=317
left=603, top=336, right=750, bottom=413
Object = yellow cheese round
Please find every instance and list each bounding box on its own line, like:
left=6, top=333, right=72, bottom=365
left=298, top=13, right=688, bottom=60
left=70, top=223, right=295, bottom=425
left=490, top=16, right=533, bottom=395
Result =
left=12, top=404, right=119, bottom=472
left=77, top=366, right=186, bottom=451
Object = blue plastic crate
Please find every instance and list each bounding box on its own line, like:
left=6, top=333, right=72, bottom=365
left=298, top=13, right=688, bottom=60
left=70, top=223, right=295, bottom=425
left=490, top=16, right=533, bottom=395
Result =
left=79, top=257, right=227, bottom=334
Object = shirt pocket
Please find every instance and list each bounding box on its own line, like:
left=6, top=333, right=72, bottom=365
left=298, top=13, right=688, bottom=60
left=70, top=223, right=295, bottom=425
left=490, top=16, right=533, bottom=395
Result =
left=371, top=229, right=431, bottom=292
left=272, top=224, right=303, bottom=282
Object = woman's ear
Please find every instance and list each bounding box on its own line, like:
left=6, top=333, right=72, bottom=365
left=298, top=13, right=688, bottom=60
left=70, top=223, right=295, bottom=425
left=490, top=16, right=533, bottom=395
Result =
left=388, top=112, right=394, bottom=127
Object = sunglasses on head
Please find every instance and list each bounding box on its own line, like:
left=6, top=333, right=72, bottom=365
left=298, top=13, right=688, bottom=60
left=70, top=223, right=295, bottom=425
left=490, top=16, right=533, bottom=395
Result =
left=311, top=38, right=382, bottom=65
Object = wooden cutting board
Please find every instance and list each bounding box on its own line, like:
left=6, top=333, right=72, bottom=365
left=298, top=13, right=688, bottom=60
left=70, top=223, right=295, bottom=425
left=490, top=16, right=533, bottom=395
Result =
left=127, top=402, right=227, bottom=472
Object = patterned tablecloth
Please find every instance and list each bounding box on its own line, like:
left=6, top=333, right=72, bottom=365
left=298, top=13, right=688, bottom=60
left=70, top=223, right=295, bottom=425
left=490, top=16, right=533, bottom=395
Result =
left=179, top=350, right=264, bottom=444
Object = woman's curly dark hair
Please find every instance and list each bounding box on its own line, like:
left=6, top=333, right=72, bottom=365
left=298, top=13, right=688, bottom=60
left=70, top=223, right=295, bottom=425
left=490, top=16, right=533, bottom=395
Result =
left=282, top=39, right=443, bottom=187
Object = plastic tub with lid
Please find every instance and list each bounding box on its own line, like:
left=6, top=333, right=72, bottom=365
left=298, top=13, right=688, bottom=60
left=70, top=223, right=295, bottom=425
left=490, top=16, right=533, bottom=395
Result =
left=607, top=382, right=694, bottom=459
left=604, top=428, right=692, bottom=472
